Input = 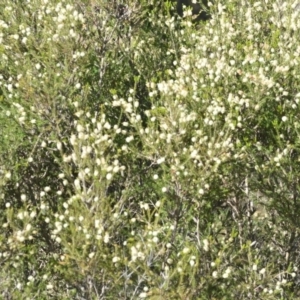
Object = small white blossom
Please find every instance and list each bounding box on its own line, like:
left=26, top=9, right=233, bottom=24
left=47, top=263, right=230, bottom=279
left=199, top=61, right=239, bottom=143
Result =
left=112, top=256, right=120, bottom=263
left=222, top=267, right=231, bottom=278
left=183, top=247, right=189, bottom=254
left=212, top=271, right=218, bottom=278
left=259, top=268, right=266, bottom=275
left=126, top=136, right=134, bottom=143
left=152, top=236, right=159, bottom=243
left=157, top=157, right=165, bottom=164
left=203, top=239, right=209, bottom=251
left=104, top=232, right=109, bottom=243
left=190, top=260, right=195, bottom=267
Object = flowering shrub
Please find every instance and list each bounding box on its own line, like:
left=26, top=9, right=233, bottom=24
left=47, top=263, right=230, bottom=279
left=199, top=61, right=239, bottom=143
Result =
left=1, top=0, right=300, bottom=298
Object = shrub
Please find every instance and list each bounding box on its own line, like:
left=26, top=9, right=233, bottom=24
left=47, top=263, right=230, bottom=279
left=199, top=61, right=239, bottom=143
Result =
left=1, top=0, right=300, bottom=298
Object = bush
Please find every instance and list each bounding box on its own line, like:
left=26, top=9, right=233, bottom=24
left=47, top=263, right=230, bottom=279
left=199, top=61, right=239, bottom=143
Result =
left=1, top=0, right=300, bottom=298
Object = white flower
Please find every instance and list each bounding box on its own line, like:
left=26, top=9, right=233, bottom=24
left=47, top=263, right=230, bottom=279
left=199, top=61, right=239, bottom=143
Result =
left=112, top=256, right=120, bottom=263
left=76, top=124, right=84, bottom=132
left=167, top=258, right=173, bottom=264
left=113, top=166, right=119, bottom=173
left=44, top=186, right=51, bottom=192
left=203, top=239, right=209, bottom=251
left=104, top=122, right=111, bottom=129
left=190, top=260, right=195, bottom=267
left=57, top=141, right=62, bottom=150
left=30, top=211, right=36, bottom=218
left=104, top=232, right=109, bottom=243
left=16, top=282, right=22, bottom=290
left=157, top=157, right=165, bottom=164
left=25, top=224, right=31, bottom=232
left=191, top=149, right=198, bottom=158
left=222, top=267, right=231, bottom=278
left=95, top=220, right=100, bottom=228
left=152, top=236, right=159, bottom=243
left=212, top=271, right=218, bottom=278
left=183, top=247, right=189, bottom=254
left=125, top=136, right=134, bottom=143
left=259, top=268, right=266, bottom=275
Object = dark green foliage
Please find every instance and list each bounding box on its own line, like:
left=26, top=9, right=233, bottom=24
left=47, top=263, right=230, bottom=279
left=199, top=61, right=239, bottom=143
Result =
left=176, top=0, right=211, bottom=21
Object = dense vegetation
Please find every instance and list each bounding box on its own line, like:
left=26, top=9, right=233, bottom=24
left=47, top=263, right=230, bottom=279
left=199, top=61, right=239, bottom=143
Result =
left=1, top=0, right=300, bottom=298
